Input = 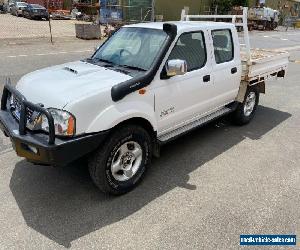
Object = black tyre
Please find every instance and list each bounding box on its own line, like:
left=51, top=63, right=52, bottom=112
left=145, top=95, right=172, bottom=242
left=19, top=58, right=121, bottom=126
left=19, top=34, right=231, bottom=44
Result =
left=232, top=87, right=259, bottom=126
left=89, top=125, right=152, bottom=195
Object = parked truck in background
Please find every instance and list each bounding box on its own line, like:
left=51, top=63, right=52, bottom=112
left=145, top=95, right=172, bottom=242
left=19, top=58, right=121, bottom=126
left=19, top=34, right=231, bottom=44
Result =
left=0, top=8, right=289, bottom=195
left=248, top=7, right=280, bottom=30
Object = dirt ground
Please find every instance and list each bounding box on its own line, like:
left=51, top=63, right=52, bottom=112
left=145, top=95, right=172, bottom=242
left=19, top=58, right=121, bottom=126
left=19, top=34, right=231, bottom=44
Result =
left=0, top=13, right=100, bottom=40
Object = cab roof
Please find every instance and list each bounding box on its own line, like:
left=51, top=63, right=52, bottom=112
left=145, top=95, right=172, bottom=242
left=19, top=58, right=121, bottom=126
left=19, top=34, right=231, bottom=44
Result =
left=124, top=21, right=235, bottom=33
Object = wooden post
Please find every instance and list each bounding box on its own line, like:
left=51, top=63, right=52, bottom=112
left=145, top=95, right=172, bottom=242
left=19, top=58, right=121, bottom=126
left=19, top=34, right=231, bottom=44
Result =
left=151, top=0, right=155, bottom=22
left=47, top=0, right=53, bottom=44
left=48, top=17, right=53, bottom=44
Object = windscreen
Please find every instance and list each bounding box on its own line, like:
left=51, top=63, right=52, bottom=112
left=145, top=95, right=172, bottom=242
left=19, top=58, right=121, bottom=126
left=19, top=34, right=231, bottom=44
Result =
left=93, top=27, right=168, bottom=71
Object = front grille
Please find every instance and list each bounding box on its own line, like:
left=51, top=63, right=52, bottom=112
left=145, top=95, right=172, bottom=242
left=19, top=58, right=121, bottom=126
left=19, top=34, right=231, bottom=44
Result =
left=11, top=95, right=35, bottom=122
left=26, top=107, right=34, bottom=121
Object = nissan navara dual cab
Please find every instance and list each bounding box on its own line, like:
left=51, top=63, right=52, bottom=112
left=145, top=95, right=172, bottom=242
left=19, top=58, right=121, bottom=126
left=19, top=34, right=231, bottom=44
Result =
left=0, top=21, right=289, bottom=195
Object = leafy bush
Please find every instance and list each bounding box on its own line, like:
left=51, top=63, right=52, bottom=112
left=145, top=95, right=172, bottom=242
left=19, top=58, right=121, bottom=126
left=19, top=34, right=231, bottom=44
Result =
left=232, top=0, right=249, bottom=6
left=214, top=0, right=249, bottom=14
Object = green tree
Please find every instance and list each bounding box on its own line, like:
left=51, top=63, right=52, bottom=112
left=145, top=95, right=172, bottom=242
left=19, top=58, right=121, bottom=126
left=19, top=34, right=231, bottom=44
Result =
left=232, top=0, right=249, bottom=6
left=215, top=0, right=232, bottom=14
left=213, top=0, right=249, bottom=14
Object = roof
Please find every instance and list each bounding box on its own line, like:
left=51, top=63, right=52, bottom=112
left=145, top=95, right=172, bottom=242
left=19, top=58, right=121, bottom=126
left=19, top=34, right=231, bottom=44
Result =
left=124, top=21, right=235, bottom=33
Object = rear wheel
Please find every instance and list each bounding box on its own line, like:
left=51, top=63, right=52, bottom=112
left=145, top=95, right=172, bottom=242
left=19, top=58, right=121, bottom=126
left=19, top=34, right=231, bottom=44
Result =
left=232, top=87, right=259, bottom=125
left=89, top=125, right=152, bottom=195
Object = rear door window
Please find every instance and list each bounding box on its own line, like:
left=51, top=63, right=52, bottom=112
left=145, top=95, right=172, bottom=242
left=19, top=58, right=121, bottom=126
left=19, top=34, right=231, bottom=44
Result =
left=212, top=29, right=234, bottom=64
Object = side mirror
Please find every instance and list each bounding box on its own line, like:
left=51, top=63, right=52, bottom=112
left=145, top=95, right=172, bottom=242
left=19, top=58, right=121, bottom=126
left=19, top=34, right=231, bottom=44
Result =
left=166, top=59, right=187, bottom=77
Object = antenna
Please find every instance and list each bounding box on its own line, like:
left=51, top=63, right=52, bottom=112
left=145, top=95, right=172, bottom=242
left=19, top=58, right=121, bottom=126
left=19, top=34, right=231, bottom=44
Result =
left=5, top=77, right=12, bottom=85
left=6, top=77, right=12, bottom=85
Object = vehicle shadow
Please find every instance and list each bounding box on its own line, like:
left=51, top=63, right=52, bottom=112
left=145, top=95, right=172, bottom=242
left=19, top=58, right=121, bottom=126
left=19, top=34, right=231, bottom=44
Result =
left=9, top=106, right=291, bottom=248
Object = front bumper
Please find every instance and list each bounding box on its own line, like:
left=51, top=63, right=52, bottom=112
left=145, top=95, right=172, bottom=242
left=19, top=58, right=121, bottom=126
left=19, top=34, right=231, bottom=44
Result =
left=0, top=84, right=109, bottom=166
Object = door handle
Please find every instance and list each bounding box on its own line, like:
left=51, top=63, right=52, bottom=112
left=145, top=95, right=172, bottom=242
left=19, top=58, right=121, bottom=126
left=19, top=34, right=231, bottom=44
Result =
left=231, top=67, right=237, bottom=74
left=203, top=75, right=210, bottom=82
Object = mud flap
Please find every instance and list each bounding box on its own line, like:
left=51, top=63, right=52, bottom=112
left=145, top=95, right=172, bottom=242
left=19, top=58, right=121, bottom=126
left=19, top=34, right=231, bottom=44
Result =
left=236, top=81, right=265, bottom=103
left=236, top=81, right=248, bottom=103
left=257, top=81, right=266, bottom=94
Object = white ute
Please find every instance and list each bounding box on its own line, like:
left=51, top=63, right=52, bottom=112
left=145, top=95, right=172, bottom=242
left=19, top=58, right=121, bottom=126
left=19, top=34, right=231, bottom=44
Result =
left=0, top=8, right=289, bottom=194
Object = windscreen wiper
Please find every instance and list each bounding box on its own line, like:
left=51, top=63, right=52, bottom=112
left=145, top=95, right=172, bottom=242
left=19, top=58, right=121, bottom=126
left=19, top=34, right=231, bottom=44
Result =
left=95, top=58, right=115, bottom=65
left=85, top=58, right=116, bottom=68
left=119, top=64, right=146, bottom=71
left=94, top=59, right=132, bottom=75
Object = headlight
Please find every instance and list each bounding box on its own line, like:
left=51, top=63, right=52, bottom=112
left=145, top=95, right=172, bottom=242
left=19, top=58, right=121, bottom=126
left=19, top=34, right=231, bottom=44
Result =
left=41, top=108, right=76, bottom=136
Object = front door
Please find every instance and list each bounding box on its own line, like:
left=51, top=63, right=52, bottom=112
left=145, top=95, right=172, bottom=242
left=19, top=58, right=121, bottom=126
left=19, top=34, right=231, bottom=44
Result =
left=154, top=31, right=216, bottom=135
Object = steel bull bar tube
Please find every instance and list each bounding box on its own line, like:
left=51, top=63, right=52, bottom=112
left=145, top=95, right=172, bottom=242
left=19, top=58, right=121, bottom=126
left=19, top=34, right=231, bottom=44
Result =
left=1, top=84, right=56, bottom=145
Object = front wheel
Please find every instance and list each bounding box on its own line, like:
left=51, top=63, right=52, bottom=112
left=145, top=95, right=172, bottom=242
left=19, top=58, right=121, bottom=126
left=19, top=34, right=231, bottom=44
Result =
left=232, top=88, right=259, bottom=125
left=89, top=125, right=152, bottom=195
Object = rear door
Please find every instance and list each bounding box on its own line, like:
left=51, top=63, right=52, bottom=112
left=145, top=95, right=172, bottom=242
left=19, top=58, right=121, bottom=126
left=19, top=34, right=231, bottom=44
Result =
left=210, top=28, right=241, bottom=106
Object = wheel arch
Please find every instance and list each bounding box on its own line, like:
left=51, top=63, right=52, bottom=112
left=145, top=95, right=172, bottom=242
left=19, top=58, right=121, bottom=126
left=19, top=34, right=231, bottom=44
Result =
left=113, top=117, right=157, bottom=138
left=86, top=104, right=158, bottom=135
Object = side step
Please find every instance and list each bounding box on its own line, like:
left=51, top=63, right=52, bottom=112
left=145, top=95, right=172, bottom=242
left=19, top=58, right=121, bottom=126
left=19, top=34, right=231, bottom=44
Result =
left=158, top=106, right=233, bottom=143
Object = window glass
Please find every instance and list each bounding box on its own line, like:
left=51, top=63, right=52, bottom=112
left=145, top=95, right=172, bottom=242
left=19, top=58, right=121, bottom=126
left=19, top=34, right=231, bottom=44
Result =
left=212, top=29, right=234, bottom=64
left=17, top=2, right=27, bottom=7
left=168, top=32, right=206, bottom=72
left=93, top=28, right=167, bottom=70
left=101, top=30, right=142, bottom=57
